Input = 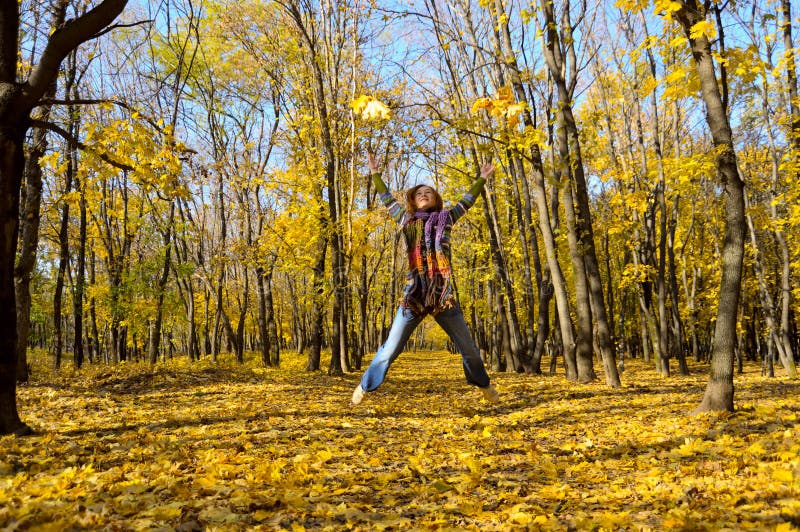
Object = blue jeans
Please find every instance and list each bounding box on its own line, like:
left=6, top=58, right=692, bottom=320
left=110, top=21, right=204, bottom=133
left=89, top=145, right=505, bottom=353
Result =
left=360, top=304, right=491, bottom=392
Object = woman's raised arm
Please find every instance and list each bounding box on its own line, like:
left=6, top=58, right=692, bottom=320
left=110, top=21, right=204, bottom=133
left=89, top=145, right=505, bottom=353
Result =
left=368, top=152, right=405, bottom=224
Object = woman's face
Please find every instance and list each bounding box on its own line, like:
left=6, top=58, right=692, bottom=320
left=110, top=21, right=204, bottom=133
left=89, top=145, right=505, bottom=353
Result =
left=415, top=186, right=437, bottom=210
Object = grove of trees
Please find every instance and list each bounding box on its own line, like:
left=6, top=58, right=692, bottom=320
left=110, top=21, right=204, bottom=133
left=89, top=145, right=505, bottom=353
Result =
left=3, top=0, right=800, bottom=434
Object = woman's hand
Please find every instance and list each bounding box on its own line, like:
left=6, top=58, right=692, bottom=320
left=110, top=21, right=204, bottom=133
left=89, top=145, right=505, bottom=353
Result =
left=480, top=161, right=495, bottom=180
left=367, top=152, right=380, bottom=175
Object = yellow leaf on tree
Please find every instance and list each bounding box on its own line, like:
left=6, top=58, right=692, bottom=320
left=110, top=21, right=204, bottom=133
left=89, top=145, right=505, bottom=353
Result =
left=349, top=94, right=372, bottom=113
left=689, top=20, right=716, bottom=40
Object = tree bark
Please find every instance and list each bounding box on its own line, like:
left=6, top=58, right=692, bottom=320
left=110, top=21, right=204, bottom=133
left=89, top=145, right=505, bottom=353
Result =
left=0, top=0, right=128, bottom=435
left=674, top=1, right=746, bottom=413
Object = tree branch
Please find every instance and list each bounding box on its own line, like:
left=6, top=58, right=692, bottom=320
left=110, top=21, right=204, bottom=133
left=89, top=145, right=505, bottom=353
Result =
left=30, top=118, right=134, bottom=172
left=23, top=0, right=129, bottom=107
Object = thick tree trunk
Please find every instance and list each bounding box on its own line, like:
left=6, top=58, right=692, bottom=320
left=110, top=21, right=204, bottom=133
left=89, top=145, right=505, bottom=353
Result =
left=14, top=0, right=69, bottom=379
left=0, top=124, right=32, bottom=435
left=674, top=1, right=746, bottom=413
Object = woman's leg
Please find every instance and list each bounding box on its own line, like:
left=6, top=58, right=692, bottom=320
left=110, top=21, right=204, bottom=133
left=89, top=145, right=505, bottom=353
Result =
left=359, top=306, right=423, bottom=392
left=434, top=304, right=491, bottom=388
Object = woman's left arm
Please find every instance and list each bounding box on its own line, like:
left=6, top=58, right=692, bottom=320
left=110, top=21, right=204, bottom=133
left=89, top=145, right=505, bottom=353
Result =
left=450, top=162, right=494, bottom=224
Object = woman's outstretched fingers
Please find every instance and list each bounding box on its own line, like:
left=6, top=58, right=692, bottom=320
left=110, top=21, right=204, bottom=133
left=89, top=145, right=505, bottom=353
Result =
left=368, top=152, right=379, bottom=174
left=481, top=162, right=495, bottom=179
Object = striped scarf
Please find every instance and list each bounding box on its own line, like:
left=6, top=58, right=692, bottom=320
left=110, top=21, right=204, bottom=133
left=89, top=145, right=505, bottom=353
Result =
left=403, top=210, right=454, bottom=314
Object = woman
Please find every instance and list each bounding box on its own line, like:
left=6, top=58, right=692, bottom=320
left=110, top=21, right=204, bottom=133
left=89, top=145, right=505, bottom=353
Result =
left=352, top=153, right=499, bottom=405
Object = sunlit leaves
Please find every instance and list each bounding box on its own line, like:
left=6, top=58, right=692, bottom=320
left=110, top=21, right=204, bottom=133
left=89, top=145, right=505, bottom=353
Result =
left=688, top=19, right=716, bottom=41
left=3, top=351, right=799, bottom=529
left=470, top=85, right=528, bottom=128
left=82, top=114, right=189, bottom=198
left=350, top=95, right=392, bottom=121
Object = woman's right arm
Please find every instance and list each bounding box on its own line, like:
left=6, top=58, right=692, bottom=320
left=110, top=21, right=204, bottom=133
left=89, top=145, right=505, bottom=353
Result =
left=369, top=153, right=406, bottom=225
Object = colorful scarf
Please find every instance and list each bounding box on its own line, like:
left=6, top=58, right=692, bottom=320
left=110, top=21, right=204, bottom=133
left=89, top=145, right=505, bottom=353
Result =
left=403, top=210, right=454, bottom=314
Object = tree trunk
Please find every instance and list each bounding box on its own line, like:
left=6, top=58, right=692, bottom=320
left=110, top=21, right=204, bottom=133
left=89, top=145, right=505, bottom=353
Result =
left=148, top=202, right=174, bottom=364
left=0, top=121, right=31, bottom=435
left=478, top=156, right=525, bottom=372
left=674, top=1, right=746, bottom=413
left=539, top=0, right=619, bottom=386
left=307, top=234, right=328, bottom=371
left=1, top=0, right=128, bottom=435
left=14, top=0, right=69, bottom=380
left=15, top=123, right=47, bottom=382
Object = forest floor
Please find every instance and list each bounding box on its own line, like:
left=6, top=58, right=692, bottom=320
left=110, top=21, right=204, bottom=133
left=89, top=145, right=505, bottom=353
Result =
left=1, top=349, right=799, bottom=531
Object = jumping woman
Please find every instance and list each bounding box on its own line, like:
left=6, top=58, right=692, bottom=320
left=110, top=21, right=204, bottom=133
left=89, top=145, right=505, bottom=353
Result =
left=352, top=153, right=500, bottom=405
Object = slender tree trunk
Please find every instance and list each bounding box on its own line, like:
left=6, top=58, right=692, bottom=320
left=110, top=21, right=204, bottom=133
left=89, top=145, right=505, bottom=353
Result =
left=539, top=0, right=619, bottom=385
left=264, top=266, right=279, bottom=366
left=257, top=265, right=271, bottom=367
left=89, top=249, right=101, bottom=362
left=307, top=235, right=328, bottom=371
left=752, top=10, right=797, bottom=378
left=491, top=0, right=555, bottom=375
left=667, top=196, right=689, bottom=375
left=148, top=203, right=174, bottom=364
left=478, top=154, right=524, bottom=372
left=234, top=271, right=248, bottom=364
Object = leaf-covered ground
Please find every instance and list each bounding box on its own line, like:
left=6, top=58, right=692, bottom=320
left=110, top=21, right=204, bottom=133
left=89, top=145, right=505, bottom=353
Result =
left=2, top=350, right=799, bottom=531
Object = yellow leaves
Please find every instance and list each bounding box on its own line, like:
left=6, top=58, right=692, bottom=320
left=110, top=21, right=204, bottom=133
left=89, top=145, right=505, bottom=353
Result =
left=654, top=0, right=684, bottom=15
left=689, top=20, right=717, bottom=40
left=143, top=503, right=183, bottom=521
left=746, top=442, right=767, bottom=456
left=727, top=45, right=765, bottom=85
left=614, top=0, right=651, bottom=11
left=471, top=97, right=493, bottom=113
left=676, top=437, right=710, bottom=456
left=471, top=85, right=528, bottom=128
left=7, top=352, right=800, bottom=530
left=619, top=263, right=657, bottom=289
left=459, top=452, right=484, bottom=479
left=772, top=468, right=794, bottom=482
left=350, top=94, right=392, bottom=121
left=508, top=508, right=534, bottom=525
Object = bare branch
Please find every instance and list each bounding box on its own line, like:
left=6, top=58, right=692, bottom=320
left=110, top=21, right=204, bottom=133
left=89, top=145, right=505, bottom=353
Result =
left=23, top=0, right=129, bottom=108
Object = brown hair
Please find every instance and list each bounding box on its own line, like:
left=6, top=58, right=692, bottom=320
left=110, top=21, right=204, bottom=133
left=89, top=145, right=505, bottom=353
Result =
left=405, top=184, right=443, bottom=215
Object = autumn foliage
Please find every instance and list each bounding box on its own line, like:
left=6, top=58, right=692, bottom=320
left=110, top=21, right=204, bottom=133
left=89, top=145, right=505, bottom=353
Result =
left=2, top=350, right=799, bottom=530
